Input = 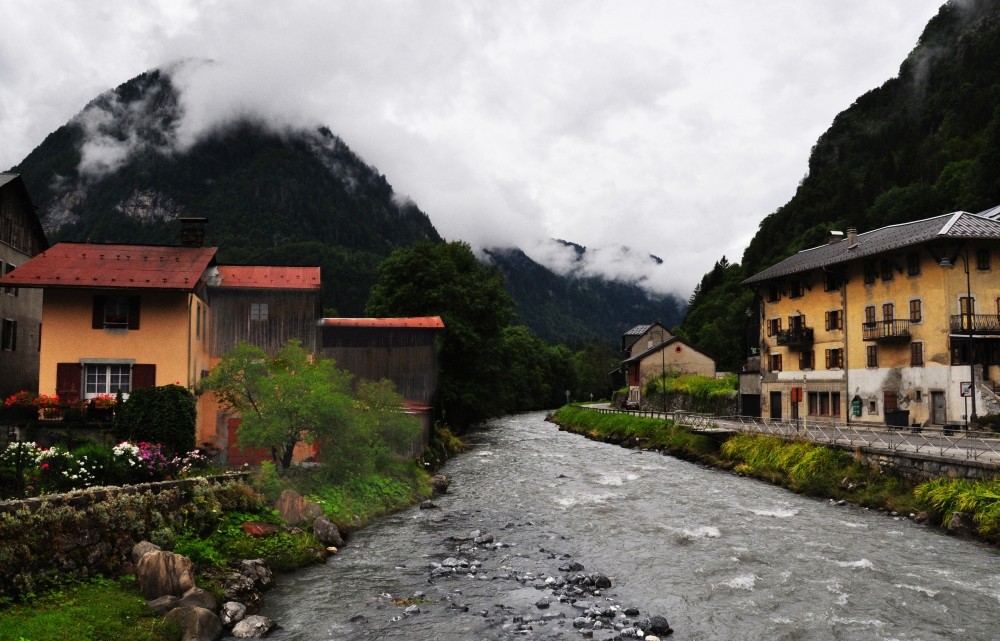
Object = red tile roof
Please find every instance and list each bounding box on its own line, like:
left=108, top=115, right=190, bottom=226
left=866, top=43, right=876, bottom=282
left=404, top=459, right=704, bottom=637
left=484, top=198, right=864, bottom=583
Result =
left=213, top=266, right=321, bottom=290
left=318, top=317, right=445, bottom=329
left=0, top=242, right=218, bottom=290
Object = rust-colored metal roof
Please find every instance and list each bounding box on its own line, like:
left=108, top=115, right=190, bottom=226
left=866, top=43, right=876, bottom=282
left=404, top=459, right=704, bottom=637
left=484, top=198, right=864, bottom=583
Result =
left=213, top=265, right=321, bottom=290
left=318, top=317, right=445, bottom=329
left=0, top=242, right=218, bottom=290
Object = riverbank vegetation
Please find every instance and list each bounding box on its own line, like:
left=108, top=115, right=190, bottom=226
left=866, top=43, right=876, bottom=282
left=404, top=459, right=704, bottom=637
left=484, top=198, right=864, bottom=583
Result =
left=914, top=477, right=1000, bottom=544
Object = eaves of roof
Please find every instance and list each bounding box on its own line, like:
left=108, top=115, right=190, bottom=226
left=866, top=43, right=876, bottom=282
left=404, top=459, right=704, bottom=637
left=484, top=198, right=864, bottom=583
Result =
left=623, top=336, right=699, bottom=364
left=318, top=317, right=446, bottom=329
left=210, top=265, right=321, bottom=290
left=742, top=211, right=1000, bottom=285
left=0, top=242, right=218, bottom=290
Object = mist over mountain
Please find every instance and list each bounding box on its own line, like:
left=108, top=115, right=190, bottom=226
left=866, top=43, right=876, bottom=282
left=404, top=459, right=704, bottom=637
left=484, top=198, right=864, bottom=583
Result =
left=11, top=68, right=683, bottom=342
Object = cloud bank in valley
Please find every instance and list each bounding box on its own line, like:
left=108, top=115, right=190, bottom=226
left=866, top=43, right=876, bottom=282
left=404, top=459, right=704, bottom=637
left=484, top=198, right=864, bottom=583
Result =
left=1, top=1, right=945, bottom=298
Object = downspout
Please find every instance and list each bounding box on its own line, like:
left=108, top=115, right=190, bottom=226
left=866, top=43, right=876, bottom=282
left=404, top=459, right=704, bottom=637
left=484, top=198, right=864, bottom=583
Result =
left=841, top=272, right=849, bottom=425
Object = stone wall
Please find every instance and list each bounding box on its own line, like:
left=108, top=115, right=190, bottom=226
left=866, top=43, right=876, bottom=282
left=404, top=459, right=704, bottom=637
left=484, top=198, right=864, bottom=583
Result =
left=853, top=448, right=998, bottom=482
left=0, top=473, right=254, bottom=600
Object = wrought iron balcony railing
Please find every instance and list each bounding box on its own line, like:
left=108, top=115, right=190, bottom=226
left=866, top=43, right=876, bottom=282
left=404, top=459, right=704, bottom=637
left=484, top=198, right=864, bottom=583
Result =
left=950, top=314, right=1000, bottom=335
left=776, top=326, right=814, bottom=349
left=862, top=320, right=911, bottom=342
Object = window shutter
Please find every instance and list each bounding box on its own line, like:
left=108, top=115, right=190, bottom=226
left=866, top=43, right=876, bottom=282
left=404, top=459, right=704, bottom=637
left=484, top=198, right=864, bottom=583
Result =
left=56, top=363, right=83, bottom=402
left=128, top=296, right=141, bottom=330
left=132, top=364, right=156, bottom=389
left=9, top=320, right=15, bottom=351
left=92, top=295, right=105, bottom=329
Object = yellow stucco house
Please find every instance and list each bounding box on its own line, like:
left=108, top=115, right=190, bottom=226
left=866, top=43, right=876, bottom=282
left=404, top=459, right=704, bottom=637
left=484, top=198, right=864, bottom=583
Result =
left=743, top=210, right=1000, bottom=428
left=0, top=234, right=321, bottom=455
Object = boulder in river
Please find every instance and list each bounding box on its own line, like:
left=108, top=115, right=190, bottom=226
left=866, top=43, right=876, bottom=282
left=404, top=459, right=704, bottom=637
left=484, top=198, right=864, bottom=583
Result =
left=231, top=614, right=277, bottom=638
left=312, top=516, right=345, bottom=547
left=163, top=606, right=223, bottom=641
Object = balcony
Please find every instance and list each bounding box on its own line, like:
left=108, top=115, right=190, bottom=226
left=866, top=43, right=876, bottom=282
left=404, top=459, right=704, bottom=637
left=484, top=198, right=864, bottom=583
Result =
left=776, top=326, right=814, bottom=349
left=950, top=314, right=1000, bottom=335
left=862, top=320, right=911, bottom=343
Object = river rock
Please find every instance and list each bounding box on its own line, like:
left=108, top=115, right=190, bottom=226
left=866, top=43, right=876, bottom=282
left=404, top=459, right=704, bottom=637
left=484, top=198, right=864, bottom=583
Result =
left=947, top=511, right=975, bottom=537
left=136, top=550, right=196, bottom=600
left=179, top=586, right=217, bottom=612
left=274, top=489, right=324, bottom=526
left=163, top=605, right=223, bottom=641
left=132, top=540, right=162, bottom=564
left=219, top=569, right=263, bottom=612
left=146, top=595, right=180, bottom=615
left=221, top=601, right=248, bottom=626
left=430, top=474, right=450, bottom=494
left=231, top=614, right=277, bottom=638
left=312, top=516, right=345, bottom=547
left=643, top=615, right=673, bottom=636
left=238, top=559, right=275, bottom=591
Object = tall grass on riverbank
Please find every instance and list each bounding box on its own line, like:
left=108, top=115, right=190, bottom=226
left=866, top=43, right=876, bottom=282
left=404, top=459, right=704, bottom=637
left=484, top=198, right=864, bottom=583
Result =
left=914, top=477, right=1000, bottom=543
left=549, top=405, right=718, bottom=462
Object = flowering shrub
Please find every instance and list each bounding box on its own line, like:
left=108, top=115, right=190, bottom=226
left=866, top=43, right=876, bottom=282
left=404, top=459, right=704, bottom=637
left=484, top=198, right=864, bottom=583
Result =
left=1, top=440, right=213, bottom=498
left=4, top=390, right=37, bottom=408
left=91, top=394, right=117, bottom=410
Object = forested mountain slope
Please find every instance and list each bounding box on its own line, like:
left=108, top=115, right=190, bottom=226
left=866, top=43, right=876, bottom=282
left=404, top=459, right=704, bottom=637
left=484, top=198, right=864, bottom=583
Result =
left=10, top=69, right=683, bottom=342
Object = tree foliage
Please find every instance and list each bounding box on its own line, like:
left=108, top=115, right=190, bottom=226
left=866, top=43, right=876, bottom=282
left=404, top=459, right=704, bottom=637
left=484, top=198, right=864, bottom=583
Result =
left=200, top=341, right=354, bottom=468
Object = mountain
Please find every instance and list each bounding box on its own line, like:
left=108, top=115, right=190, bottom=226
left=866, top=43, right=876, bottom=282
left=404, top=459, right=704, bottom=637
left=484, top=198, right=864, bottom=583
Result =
left=680, top=0, right=1000, bottom=368
left=485, top=245, right=683, bottom=345
left=10, top=68, right=684, bottom=344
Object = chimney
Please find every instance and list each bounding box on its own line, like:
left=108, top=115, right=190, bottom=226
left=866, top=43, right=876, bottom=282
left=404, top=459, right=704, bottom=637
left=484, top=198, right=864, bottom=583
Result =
left=828, top=230, right=844, bottom=245
left=847, top=227, right=858, bottom=249
left=179, top=217, right=207, bottom=247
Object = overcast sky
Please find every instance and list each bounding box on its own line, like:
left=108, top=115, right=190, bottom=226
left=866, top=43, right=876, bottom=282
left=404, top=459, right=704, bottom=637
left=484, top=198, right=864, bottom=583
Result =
left=0, top=1, right=947, bottom=298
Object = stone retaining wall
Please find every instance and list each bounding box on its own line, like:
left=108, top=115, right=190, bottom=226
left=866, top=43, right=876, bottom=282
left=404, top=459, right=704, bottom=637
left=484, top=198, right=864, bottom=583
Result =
left=855, top=448, right=998, bottom=482
left=0, top=473, right=253, bottom=600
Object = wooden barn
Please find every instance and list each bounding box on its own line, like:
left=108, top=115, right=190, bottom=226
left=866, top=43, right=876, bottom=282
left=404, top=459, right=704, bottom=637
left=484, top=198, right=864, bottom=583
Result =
left=318, top=317, right=445, bottom=452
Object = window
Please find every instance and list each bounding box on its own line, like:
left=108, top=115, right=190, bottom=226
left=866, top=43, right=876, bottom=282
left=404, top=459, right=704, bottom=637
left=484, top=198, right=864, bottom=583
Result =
left=767, top=318, right=781, bottom=337
left=865, top=306, right=876, bottom=324
left=911, top=342, right=924, bottom=367
left=866, top=345, right=879, bottom=368
left=93, top=295, right=140, bottom=330
left=769, top=354, right=783, bottom=372
left=196, top=302, right=202, bottom=339
left=977, top=249, right=991, bottom=271
left=825, top=310, right=843, bottom=331
left=884, top=391, right=898, bottom=413
left=788, top=314, right=805, bottom=330
left=1, top=319, right=15, bottom=351
left=766, top=284, right=781, bottom=302
left=882, top=303, right=894, bottom=322
left=85, top=364, right=131, bottom=397
left=909, top=299, right=922, bottom=323
left=907, top=252, right=921, bottom=277
left=789, top=279, right=804, bottom=298
left=807, top=391, right=841, bottom=416
left=4, top=263, right=15, bottom=296
left=880, top=259, right=894, bottom=282
left=863, top=262, right=876, bottom=285
left=824, top=271, right=841, bottom=291
left=960, top=296, right=975, bottom=316
left=800, top=350, right=814, bottom=370
left=250, top=302, right=269, bottom=322
left=825, top=348, right=844, bottom=369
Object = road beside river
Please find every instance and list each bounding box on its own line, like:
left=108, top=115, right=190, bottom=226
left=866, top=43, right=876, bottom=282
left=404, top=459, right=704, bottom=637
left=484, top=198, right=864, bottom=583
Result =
left=259, top=411, right=1000, bottom=641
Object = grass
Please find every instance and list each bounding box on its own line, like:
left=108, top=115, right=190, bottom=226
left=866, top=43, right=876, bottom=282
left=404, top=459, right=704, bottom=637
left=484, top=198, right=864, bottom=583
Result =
left=914, top=476, right=1000, bottom=542
left=0, top=576, right=180, bottom=641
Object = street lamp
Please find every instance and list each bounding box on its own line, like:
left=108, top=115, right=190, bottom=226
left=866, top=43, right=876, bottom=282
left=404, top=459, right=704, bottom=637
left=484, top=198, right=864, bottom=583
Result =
left=941, top=247, right=977, bottom=429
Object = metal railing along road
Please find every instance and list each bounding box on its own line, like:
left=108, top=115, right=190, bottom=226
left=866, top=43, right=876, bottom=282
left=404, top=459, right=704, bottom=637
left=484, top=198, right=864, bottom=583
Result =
left=671, top=411, right=1000, bottom=464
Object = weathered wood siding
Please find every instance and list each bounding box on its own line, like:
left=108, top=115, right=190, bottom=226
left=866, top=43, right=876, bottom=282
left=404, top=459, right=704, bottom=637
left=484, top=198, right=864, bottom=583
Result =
left=319, top=326, right=439, bottom=403
left=209, top=290, right=319, bottom=357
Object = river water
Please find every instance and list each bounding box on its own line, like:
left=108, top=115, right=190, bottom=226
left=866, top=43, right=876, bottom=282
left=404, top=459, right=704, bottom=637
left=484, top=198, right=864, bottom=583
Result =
left=258, top=411, right=1000, bottom=640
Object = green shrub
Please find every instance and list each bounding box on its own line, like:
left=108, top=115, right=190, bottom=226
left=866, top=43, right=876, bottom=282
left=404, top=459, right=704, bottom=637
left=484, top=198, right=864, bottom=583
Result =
left=116, top=385, right=197, bottom=454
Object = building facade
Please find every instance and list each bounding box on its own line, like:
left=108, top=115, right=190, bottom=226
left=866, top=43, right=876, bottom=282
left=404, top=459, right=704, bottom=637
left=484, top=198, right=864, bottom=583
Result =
left=743, top=212, right=1000, bottom=428
left=0, top=174, right=47, bottom=400
left=618, top=321, right=716, bottom=406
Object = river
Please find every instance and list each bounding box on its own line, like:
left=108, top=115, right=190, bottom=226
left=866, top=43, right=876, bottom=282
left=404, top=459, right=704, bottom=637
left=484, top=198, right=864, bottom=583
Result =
left=258, top=411, right=1000, bottom=640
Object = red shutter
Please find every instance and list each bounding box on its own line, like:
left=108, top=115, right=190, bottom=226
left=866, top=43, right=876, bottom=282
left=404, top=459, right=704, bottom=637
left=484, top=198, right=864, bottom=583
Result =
left=132, top=364, right=156, bottom=389
left=128, top=296, right=141, bottom=330
left=56, top=363, right=83, bottom=403
left=92, top=295, right=105, bottom=329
